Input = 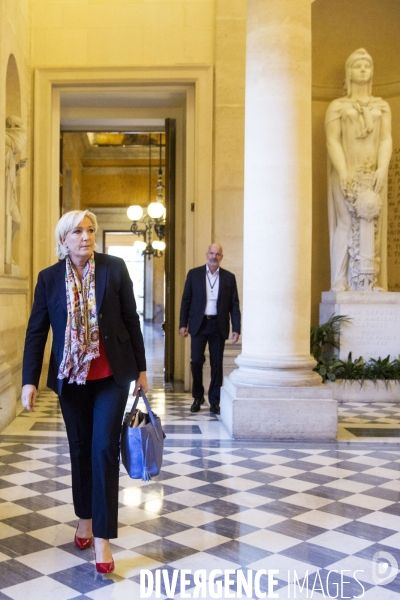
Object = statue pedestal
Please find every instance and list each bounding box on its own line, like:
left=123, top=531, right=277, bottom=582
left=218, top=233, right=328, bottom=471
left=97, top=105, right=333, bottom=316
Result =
left=320, top=291, right=400, bottom=361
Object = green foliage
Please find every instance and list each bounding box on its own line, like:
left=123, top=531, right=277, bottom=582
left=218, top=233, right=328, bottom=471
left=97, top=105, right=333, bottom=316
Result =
left=315, top=353, right=343, bottom=383
left=335, top=352, right=365, bottom=382
left=364, top=356, right=400, bottom=384
left=310, top=314, right=351, bottom=362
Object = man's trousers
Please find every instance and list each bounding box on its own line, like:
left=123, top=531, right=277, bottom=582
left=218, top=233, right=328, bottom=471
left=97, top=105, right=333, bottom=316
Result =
left=59, top=376, right=129, bottom=539
left=190, top=316, right=225, bottom=406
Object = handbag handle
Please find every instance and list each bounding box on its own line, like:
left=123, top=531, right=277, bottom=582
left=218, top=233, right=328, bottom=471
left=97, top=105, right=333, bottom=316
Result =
left=128, top=389, right=162, bottom=442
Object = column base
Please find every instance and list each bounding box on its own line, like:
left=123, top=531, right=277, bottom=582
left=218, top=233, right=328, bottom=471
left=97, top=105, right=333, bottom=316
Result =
left=230, top=353, right=322, bottom=387
left=220, top=377, right=337, bottom=440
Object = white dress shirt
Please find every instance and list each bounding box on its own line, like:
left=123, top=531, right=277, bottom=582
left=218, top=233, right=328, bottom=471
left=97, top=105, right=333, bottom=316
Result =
left=205, top=267, right=219, bottom=315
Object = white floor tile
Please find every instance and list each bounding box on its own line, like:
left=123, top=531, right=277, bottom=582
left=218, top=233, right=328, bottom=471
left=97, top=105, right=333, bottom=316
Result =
left=216, top=477, right=264, bottom=492
left=117, top=506, right=160, bottom=526
left=113, top=549, right=164, bottom=578
left=0, top=485, right=40, bottom=501
left=0, top=472, right=46, bottom=485
left=311, top=466, right=357, bottom=478
left=268, top=478, right=318, bottom=492
left=358, top=511, right=400, bottom=532
left=340, top=493, right=394, bottom=510
left=293, top=509, right=351, bottom=530
left=166, top=527, right=230, bottom=551
left=111, top=525, right=159, bottom=549
left=221, top=491, right=274, bottom=509
left=38, top=503, right=77, bottom=523
left=28, top=523, right=76, bottom=546
left=160, top=475, right=208, bottom=491
left=259, top=465, right=305, bottom=477
left=86, top=579, right=142, bottom=600
left=282, top=492, right=333, bottom=509
left=310, top=530, right=372, bottom=553
left=16, top=547, right=86, bottom=574
left=167, top=507, right=222, bottom=527
left=163, top=490, right=215, bottom=507
left=0, top=502, right=31, bottom=519
left=2, top=576, right=81, bottom=600
left=209, top=464, right=253, bottom=476
left=237, top=530, right=299, bottom=553
left=229, top=509, right=286, bottom=528
left=324, top=479, right=373, bottom=493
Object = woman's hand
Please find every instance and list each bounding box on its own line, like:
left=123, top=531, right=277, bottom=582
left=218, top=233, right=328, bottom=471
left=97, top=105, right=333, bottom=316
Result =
left=373, top=168, right=387, bottom=194
left=21, top=384, right=37, bottom=412
left=133, top=372, right=149, bottom=395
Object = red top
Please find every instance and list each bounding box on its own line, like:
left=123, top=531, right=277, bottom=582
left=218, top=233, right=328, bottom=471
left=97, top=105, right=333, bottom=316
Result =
left=87, top=334, right=113, bottom=380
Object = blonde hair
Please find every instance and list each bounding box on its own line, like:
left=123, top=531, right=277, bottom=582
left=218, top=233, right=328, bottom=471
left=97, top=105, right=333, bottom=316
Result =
left=55, top=210, right=98, bottom=259
left=344, top=48, right=373, bottom=97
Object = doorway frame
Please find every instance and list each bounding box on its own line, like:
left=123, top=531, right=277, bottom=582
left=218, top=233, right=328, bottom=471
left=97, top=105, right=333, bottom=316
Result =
left=33, top=66, right=213, bottom=387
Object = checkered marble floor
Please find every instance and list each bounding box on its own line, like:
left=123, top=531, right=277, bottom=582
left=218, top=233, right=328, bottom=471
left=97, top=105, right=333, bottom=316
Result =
left=0, top=392, right=400, bottom=598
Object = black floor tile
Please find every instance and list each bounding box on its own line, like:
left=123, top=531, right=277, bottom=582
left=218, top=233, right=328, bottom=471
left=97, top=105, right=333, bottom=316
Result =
left=205, top=540, right=272, bottom=566
left=13, top=494, right=66, bottom=511
left=49, top=563, right=121, bottom=593
left=134, top=516, right=191, bottom=537
left=23, top=479, right=70, bottom=493
left=257, top=501, right=309, bottom=518
left=133, top=538, right=197, bottom=564
left=319, top=501, right=372, bottom=520
left=0, top=559, right=41, bottom=587
left=186, top=470, right=229, bottom=484
left=0, top=533, right=52, bottom=558
left=246, top=485, right=294, bottom=500
left=334, top=521, right=397, bottom=542
left=193, top=483, right=235, bottom=499
left=266, top=519, right=327, bottom=540
left=2, top=512, right=60, bottom=533
left=280, top=541, right=347, bottom=569
left=199, top=517, right=257, bottom=539
left=196, top=499, right=248, bottom=517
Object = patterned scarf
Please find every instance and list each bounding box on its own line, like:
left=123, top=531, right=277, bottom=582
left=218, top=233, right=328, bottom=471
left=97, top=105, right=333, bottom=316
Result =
left=58, top=255, right=100, bottom=384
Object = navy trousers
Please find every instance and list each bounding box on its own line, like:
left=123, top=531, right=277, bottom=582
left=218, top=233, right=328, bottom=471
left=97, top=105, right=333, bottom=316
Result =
left=190, top=316, right=225, bottom=405
left=59, top=376, right=129, bottom=539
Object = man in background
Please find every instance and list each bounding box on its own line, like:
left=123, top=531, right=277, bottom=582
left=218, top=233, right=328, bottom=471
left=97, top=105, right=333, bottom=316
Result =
left=179, top=243, right=241, bottom=415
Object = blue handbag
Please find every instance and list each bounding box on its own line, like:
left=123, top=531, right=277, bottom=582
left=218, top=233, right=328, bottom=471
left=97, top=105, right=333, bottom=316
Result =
left=120, top=390, right=166, bottom=481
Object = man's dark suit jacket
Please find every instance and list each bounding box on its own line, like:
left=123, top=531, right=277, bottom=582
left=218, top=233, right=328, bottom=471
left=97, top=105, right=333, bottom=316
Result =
left=22, top=252, right=146, bottom=396
left=179, top=265, right=241, bottom=339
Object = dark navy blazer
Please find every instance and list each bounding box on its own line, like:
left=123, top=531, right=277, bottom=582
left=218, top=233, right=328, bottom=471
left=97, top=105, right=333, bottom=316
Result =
left=179, top=265, right=241, bottom=339
left=22, top=252, right=146, bottom=396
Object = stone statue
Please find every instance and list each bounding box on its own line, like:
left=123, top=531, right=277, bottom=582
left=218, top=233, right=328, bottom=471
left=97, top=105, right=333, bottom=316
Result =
left=325, top=48, right=392, bottom=292
left=5, top=116, right=27, bottom=269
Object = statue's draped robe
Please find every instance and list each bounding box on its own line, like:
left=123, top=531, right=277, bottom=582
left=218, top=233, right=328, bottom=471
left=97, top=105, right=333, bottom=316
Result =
left=325, top=96, right=390, bottom=290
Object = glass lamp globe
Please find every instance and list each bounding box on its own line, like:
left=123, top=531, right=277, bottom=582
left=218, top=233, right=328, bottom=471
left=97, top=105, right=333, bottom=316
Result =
left=147, top=202, right=165, bottom=219
left=133, top=240, right=147, bottom=251
left=152, top=240, right=166, bottom=251
left=127, top=205, right=143, bottom=221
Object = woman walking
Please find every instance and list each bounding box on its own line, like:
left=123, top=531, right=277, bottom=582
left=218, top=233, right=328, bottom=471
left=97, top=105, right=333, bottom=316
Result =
left=21, top=210, right=148, bottom=573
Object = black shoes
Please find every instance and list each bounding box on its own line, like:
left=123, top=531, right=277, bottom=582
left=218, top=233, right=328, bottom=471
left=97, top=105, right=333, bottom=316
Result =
left=209, top=404, right=220, bottom=415
left=190, top=397, right=205, bottom=413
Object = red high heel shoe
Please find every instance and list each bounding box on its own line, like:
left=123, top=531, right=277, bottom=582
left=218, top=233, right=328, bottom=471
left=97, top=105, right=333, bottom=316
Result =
left=95, top=559, right=115, bottom=574
left=74, top=527, right=93, bottom=550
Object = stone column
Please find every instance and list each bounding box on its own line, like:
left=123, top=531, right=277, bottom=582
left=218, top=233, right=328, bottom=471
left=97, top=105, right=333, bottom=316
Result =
left=221, top=0, right=336, bottom=439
